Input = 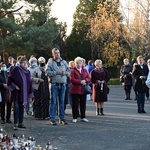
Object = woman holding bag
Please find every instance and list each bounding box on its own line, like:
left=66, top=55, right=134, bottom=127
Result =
left=90, top=59, right=110, bottom=116
left=120, top=58, right=132, bottom=100
left=70, top=57, right=91, bottom=123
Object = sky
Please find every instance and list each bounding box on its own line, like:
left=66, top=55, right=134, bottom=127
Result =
left=51, top=0, right=128, bottom=36
left=51, top=0, right=79, bottom=35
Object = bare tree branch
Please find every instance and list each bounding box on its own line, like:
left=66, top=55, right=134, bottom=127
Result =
left=2, top=6, right=23, bottom=17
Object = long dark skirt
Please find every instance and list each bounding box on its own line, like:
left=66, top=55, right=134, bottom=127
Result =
left=34, top=80, right=50, bottom=119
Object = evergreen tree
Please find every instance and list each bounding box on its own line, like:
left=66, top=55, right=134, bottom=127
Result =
left=0, top=0, right=23, bottom=60
left=66, top=0, right=99, bottom=61
left=0, top=0, right=66, bottom=60
left=19, top=0, right=59, bottom=59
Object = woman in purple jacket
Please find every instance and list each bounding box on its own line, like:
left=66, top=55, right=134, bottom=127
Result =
left=7, top=57, right=34, bottom=130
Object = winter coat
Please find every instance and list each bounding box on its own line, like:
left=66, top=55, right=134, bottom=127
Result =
left=0, top=71, right=8, bottom=102
left=7, top=66, right=34, bottom=105
left=90, top=68, right=110, bottom=102
left=70, top=67, right=91, bottom=95
left=120, top=64, right=132, bottom=86
left=132, top=64, right=149, bottom=92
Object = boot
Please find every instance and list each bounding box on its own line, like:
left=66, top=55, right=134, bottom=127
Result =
left=141, top=109, right=146, bottom=113
left=138, top=109, right=142, bottom=113
left=96, top=108, right=100, bottom=115
left=127, top=92, right=130, bottom=100
left=125, top=91, right=128, bottom=100
left=100, top=108, right=104, bottom=115
left=128, top=91, right=131, bottom=100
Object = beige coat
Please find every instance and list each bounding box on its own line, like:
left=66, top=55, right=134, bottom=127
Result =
left=32, top=67, right=43, bottom=90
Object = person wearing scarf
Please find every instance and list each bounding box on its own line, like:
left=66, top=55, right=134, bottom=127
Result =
left=7, top=57, right=34, bottom=130
left=90, top=59, right=110, bottom=116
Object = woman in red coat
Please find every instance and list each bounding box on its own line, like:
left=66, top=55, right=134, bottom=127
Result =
left=70, top=57, right=91, bottom=123
left=90, top=59, right=110, bottom=116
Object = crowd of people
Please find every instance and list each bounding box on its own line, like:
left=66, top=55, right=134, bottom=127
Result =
left=120, top=56, right=149, bottom=114
left=0, top=48, right=149, bottom=130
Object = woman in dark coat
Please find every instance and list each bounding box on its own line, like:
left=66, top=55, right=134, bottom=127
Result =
left=7, top=57, right=34, bottom=130
left=120, top=58, right=133, bottom=100
left=0, top=63, right=12, bottom=124
left=132, top=56, right=149, bottom=113
left=90, top=59, right=110, bottom=115
left=70, top=57, right=91, bottom=123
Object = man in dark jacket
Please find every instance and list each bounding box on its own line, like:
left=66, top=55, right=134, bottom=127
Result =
left=132, top=56, right=149, bottom=113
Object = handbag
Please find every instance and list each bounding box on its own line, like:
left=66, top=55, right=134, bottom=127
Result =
left=120, top=75, right=124, bottom=83
left=83, top=84, right=92, bottom=94
left=107, top=86, right=110, bottom=94
left=77, top=70, right=92, bottom=94
left=99, top=83, right=110, bottom=94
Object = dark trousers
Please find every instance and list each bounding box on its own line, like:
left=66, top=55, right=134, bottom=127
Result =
left=14, top=101, right=24, bottom=124
left=0, top=101, right=12, bottom=121
left=124, top=85, right=132, bottom=96
left=137, top=92, right=145, bottom=110
left=64, top=85, right=69, bottom=111
left=146, top=90, right=149, bottom=98
left=134, top=90, right=138, bottom=100
left=72, top=94, right=86, bottom=119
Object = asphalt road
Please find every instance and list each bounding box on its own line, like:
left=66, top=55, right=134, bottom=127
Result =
left=1, top=85, right=150, bottom=150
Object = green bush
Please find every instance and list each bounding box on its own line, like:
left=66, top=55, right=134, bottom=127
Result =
left=108, top=78, right=120, bottom=85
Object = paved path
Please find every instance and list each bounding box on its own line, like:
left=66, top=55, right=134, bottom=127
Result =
left=1, top=85, right=150, bottom=150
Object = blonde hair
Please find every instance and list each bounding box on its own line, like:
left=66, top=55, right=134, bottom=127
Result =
left=136, top=55, right=143, bottom=62
left=74, top=57, right=83, bottom=65
left=95, top=59, right=102, bottom=67
left=68, top=61, right=74, bottom=68
left=38, top=57, right=46, bottom=63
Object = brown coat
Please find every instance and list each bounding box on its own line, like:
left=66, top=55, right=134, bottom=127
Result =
left=90, top=68, right=110, bottom=102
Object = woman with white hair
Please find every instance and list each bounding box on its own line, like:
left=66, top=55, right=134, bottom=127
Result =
left=28, top=57, right=38, bottom=76
left=90, top=59, right=110, bottom=115
left=70, top=57, right=91, bottom=123
left=32, top=57, right=50, bottom=119
left=120, top=58, right=132, bottom=100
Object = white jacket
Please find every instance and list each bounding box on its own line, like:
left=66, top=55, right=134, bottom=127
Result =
left=146, top=71, right=150, bottom=88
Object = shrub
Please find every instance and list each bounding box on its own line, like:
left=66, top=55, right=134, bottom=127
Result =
left=108, top=78, right=120, bottom=85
